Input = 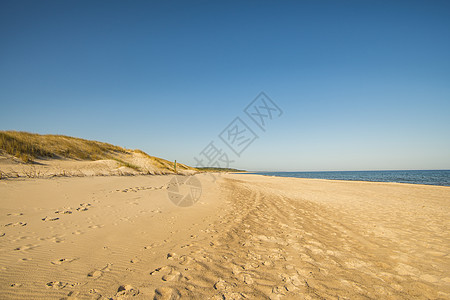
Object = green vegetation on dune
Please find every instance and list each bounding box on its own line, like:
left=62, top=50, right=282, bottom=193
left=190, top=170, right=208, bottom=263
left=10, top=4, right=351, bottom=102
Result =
left=0, top=131, right=128, bottom=163
left=111, top=158, right=141, bottom=171
left=133, top=149, right=190, bottom=172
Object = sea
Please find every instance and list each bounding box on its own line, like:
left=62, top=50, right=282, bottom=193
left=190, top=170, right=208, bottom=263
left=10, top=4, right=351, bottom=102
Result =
left=245, top=170, right=450, bottom=187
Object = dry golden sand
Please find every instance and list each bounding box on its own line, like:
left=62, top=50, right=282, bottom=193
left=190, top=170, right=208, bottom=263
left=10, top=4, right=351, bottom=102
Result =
left=0, top=173, right=449, bottom=299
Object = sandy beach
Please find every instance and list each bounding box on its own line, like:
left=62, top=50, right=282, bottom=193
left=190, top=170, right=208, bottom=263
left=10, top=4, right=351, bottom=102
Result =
left=2, top=0, right=449, bottom=298
left=0, top=173, right=449, bottom=299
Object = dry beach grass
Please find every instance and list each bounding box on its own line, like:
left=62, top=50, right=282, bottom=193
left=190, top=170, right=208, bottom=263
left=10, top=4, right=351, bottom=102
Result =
left=0, top=131, right=194, bottom=178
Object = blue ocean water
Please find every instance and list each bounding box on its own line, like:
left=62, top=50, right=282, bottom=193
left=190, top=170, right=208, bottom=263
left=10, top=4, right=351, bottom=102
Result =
left=246, top=170, right=450, bottom=187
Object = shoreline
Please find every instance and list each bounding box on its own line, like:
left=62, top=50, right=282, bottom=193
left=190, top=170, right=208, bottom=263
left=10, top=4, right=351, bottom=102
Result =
left=238, top=171, right=450, bottom=188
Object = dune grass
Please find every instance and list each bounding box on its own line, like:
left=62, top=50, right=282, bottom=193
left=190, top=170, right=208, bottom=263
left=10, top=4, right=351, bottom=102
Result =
left=133, top=149, right=188, bottom=172
left=0, top=131, right=199, bottom=177
left=0, top=131, right=128, bottom=162
left=111, top=157, right=141, bottom=171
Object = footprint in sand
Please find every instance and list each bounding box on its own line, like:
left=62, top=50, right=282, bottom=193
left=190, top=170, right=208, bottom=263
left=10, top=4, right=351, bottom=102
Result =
left=18, top=258, right=32, bottom=262
left=51, top=258, right=76, bottom=265
left=115, top=285, right=139, bottom=298
left=214, top=292, right=247, bottom=300
left=10, top=283, right=22, bottom=288
left=66, top=291, right=80, bottom=299
left=50, top=236, right=65, bottom=243
left=13, top=236, right=31, bottom=242
left=178, top=255, right=193, bottom=265
left=88, top=224, right=104, bottom=229
left=167, top=252, right=178, bottom=260
left=46, top=281, right=68, bottom=289
left=14, top=244, right=37, bottom=251
left=87, top=270, right=103, bottom=278
left=53, top=282, right=80, bottom=289
left=87, top=264, right=112, bottom=278
left=288, top=275, right=302, bottom=287
left=130, top=258, right=140, bottom=264
left=162, top=270, right=183, bottom=282
left=150, top=266, right=183, bottom=282
left=150, top=266, right=168, bottom=275
left=243, top=262, right=259, bottom=270
left=55, top=210, right=73, bottom=214
left=270, top=286, right=287, bottom=299
left=242, top=274, right=254, bottom=284
left=7, top=213, right=24, bottom=216
left=4, top=222, right=27, bottom=227
left=42, top=217, right=59, bottom=222
left=76, top=203, right=91, bottom=212
left=214, top=279, right=232, bottom=291
left=153, top=287, right=180, bottom=300
left=232, top=265, right=243, bottom=275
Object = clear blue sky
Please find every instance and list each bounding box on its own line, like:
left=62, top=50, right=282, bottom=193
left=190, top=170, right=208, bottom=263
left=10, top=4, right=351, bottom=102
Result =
left=1, top=0, right=449, bottom=171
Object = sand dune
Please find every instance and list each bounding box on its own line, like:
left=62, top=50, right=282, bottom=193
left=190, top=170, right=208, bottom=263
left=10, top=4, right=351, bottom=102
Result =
left=0, top=131, right=196, bottom=178
left=0, top=174, right=449, bottom=299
